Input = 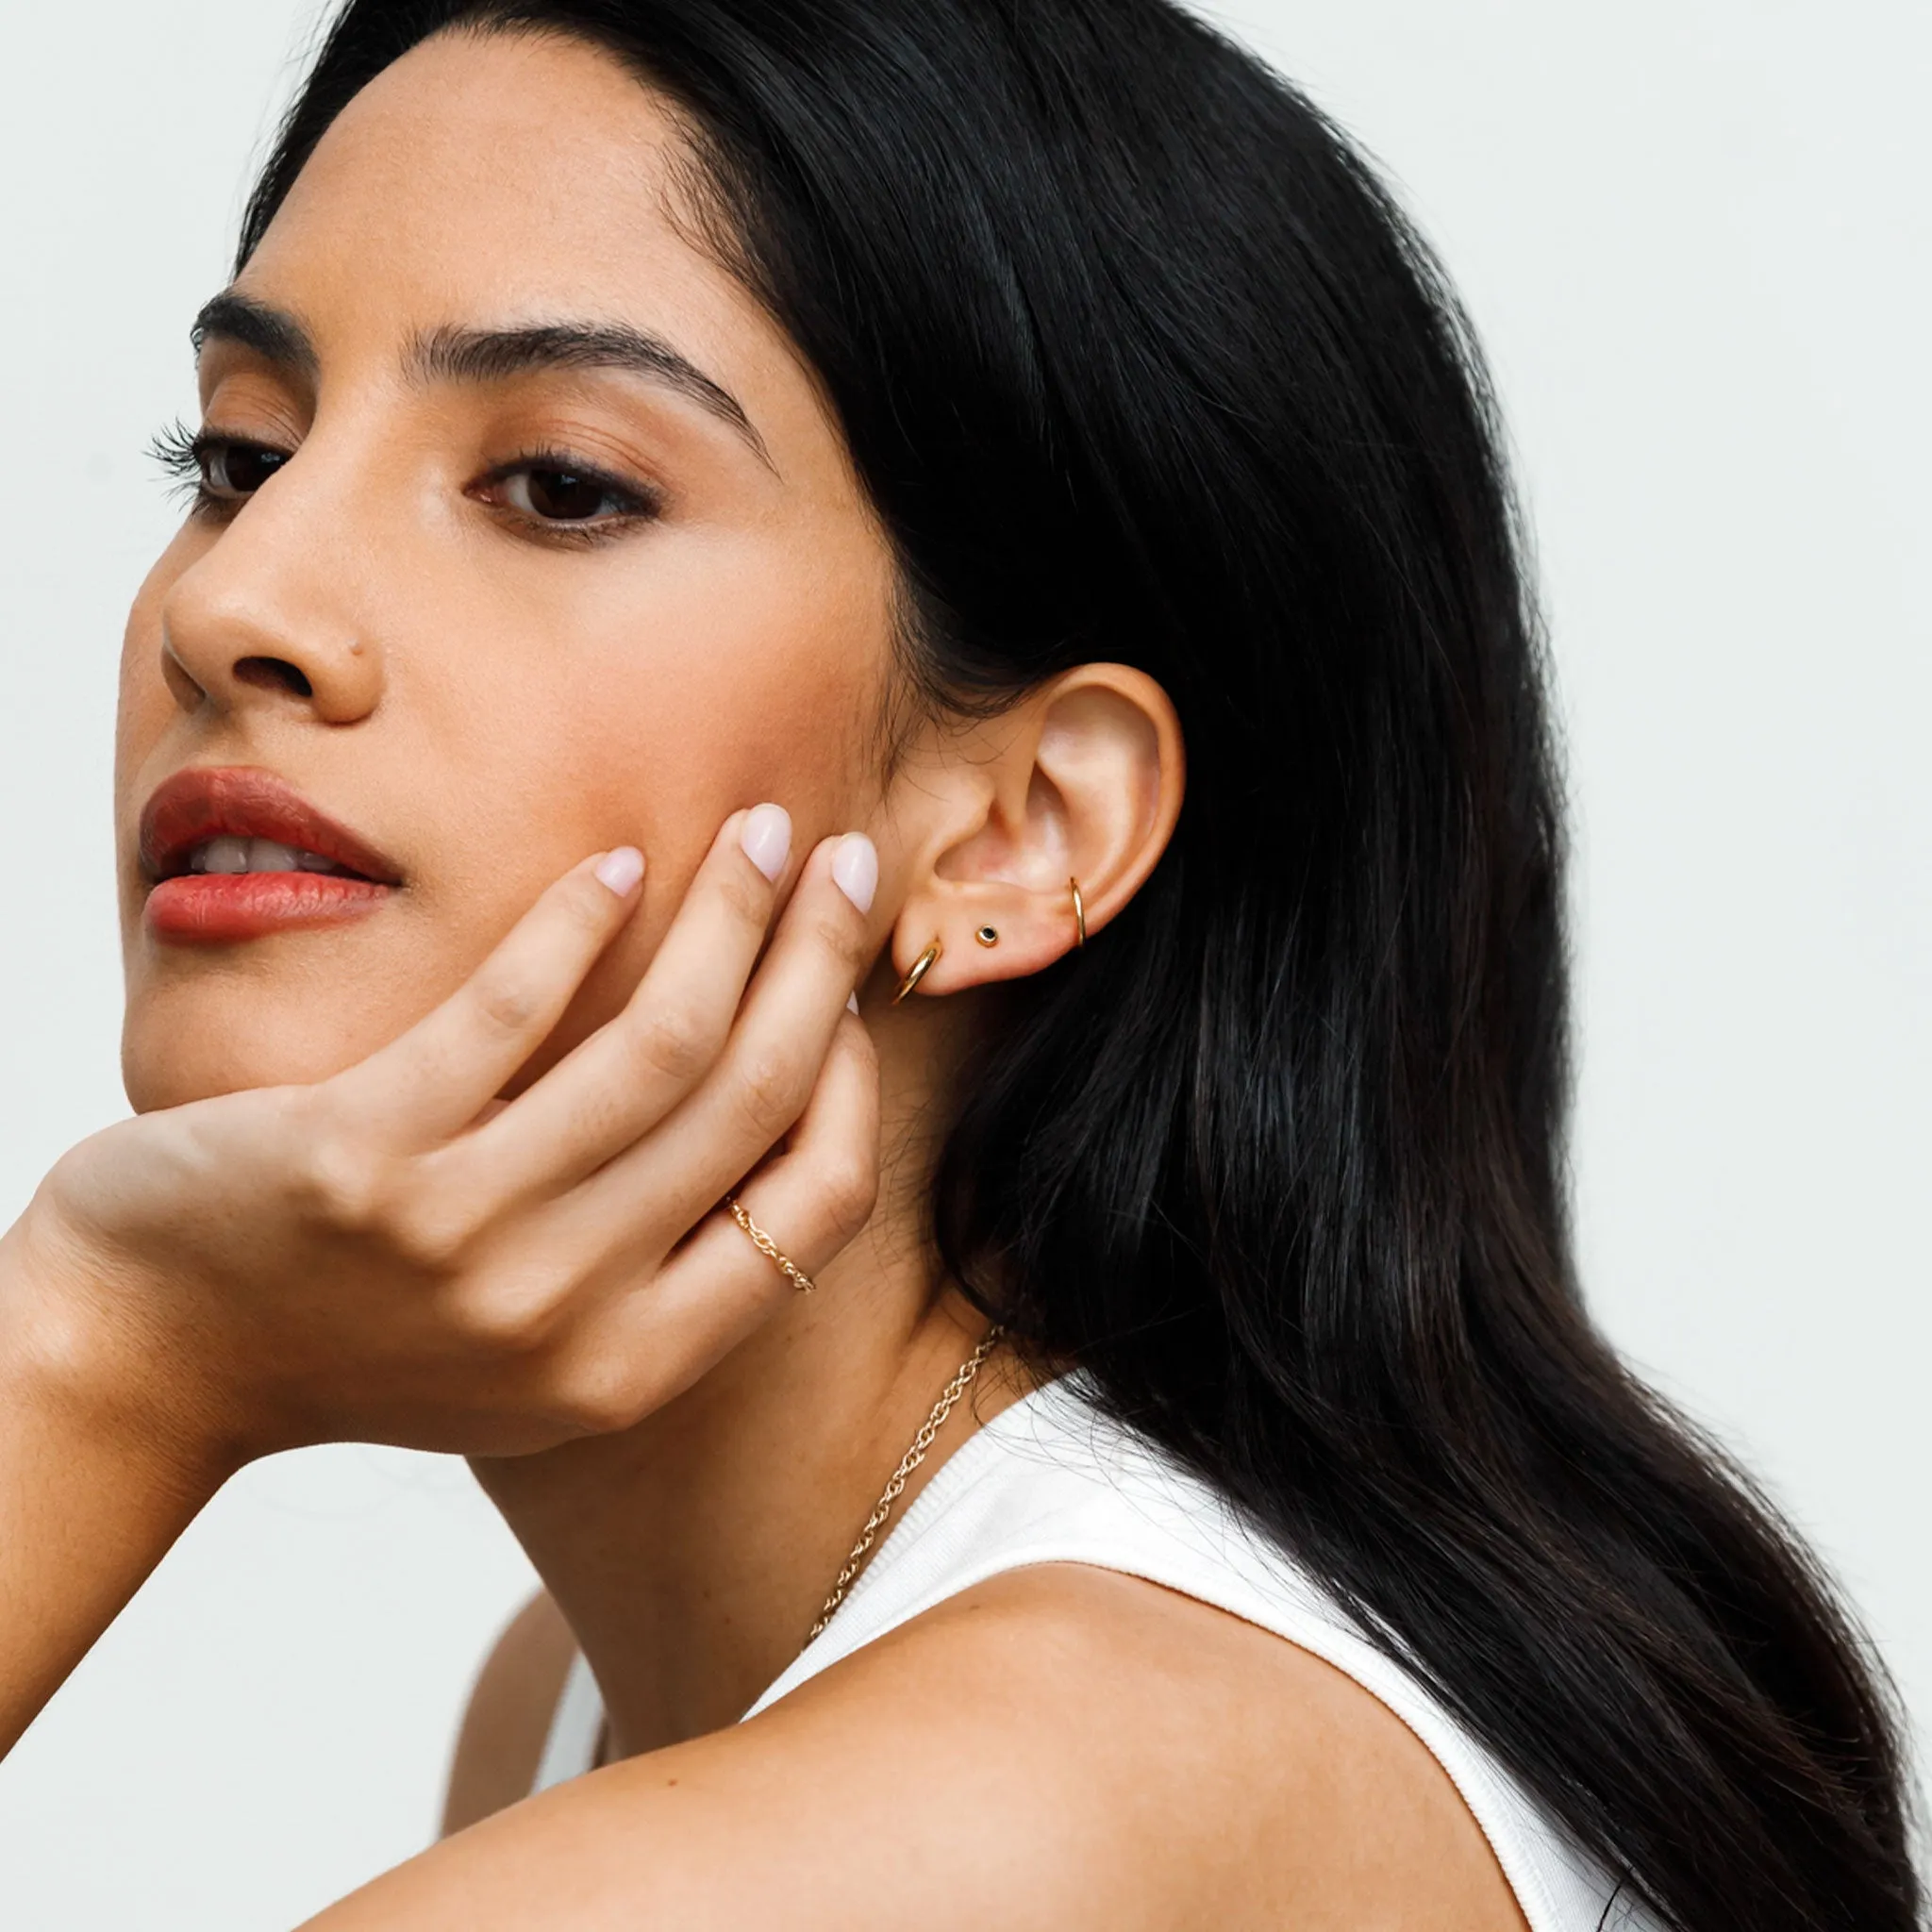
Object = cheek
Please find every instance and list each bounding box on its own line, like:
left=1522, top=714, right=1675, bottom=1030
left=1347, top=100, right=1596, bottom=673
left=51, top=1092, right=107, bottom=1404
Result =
left=409, top=534, right=890, bottom=1088
left=427, top=522, right=889, bottom=853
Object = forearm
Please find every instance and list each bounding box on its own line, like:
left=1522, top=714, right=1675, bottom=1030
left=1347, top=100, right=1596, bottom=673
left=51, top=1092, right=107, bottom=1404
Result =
left=0, top=1213, right=226, bottom=1756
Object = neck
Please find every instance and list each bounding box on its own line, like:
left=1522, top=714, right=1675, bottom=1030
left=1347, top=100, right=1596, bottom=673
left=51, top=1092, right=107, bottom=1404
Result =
left=470, top=1007, right=1034, bottom=1757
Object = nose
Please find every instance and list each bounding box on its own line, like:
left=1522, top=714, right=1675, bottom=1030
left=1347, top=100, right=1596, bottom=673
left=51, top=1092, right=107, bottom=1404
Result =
left=158, top=483, right=386, bottom=727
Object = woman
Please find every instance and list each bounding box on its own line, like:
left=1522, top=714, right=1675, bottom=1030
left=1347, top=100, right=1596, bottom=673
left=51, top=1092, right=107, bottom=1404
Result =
left=0, top=2, right=1918, bottom=1926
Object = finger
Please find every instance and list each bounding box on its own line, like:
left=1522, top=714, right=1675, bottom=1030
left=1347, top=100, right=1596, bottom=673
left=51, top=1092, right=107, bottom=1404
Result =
left=444, top=805, right=794, bottom=1199
left=551, top=1010, right=880, bottom=1429
left=630, top=831, right=879, bottom=1221
left=333, top=846, right=645, bottom=1145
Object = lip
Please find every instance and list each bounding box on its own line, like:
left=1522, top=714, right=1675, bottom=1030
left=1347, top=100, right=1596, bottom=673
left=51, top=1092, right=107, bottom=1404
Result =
left=138, top=766, right=401, bottom=946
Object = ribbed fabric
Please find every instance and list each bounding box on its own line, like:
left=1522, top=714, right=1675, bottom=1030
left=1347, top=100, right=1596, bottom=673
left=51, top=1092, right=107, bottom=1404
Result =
left=532, top=1372, right=1654, bottom=1930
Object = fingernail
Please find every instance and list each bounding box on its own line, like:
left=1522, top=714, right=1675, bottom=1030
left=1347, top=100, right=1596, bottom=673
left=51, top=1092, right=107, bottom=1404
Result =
left=739, top=803, right=791, bottom=882
left=846, top=991, right=860, bottom=1014
left=830, top=832, right=877, bottom=914
left=594, top=846, right=644, bottom=897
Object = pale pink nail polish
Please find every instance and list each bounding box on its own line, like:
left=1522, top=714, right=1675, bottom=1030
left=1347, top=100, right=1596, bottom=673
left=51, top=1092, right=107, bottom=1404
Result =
left=847, top=991, right=861, bottom=1014
left=594, top=846, right=644, bottom=896
left=740, top=803, right=791, bottom=882
left=831, top=833, right=878, bottom=913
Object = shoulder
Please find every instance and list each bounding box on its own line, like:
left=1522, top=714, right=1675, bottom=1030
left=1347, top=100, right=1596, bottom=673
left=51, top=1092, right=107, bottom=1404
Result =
left=440, top=1590, right=577, bottom=1836
left=319, top=1564, right=1527, bottom=1930
left=778, top=1562, right=1530, bottom=1930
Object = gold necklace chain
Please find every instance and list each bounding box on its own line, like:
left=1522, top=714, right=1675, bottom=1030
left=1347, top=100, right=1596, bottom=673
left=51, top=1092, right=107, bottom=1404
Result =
left=805, top=1325, right=1007, bottom=1648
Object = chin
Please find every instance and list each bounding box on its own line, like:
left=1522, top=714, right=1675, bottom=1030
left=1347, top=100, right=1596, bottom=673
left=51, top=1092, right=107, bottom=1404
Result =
left=120, top=935, right=445, bottom=1112
left=118, top=914, right=634, bottom=1115
left=123, top=996, right=385, bottom=1111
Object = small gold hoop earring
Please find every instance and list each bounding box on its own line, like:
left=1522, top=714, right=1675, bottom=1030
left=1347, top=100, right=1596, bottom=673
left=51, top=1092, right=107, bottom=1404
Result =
left=1070, top=876, right=1087, bottom=948
left=891, top=936, right=943, bottom=1005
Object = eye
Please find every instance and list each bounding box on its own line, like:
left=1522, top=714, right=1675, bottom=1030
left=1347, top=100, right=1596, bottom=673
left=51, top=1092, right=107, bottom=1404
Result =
left=481, top=454, right=659, bottom=529
left=147, top=421, right=291, bottom=509
left=201, top=440, right=291, bottom=497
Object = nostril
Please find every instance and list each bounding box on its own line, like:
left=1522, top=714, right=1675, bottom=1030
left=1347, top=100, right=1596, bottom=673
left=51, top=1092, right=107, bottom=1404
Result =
left=234, top=656, right=314, bottom=699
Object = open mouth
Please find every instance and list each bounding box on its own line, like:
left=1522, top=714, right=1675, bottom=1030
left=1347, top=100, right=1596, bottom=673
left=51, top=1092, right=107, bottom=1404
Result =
left=166, top=837, right=375, bottom=881
left=139, top=766, right=401, bottom=944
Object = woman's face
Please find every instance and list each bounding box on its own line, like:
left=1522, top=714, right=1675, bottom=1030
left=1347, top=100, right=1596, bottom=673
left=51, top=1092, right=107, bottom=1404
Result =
left=117, top=28, right=898, bottom=1110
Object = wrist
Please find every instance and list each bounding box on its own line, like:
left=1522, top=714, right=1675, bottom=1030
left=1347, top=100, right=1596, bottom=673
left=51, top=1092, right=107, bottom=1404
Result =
left=0, top=1204, right=242, bottom=1505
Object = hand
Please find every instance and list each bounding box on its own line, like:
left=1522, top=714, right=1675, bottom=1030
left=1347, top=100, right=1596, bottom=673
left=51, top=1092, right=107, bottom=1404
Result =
left=12, top=808, right=880, bottom=1472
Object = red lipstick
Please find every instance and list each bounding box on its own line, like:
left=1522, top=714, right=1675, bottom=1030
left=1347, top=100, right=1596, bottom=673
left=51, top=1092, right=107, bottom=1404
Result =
left=139, top=766, right=401, bottom=946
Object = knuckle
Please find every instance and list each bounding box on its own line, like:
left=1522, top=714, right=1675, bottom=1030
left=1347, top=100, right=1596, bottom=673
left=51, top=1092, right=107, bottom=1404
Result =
left=712, top=861, right=773, bottom=933
left=732, top=1050, right=806, bottom=1140
left=302, top=1139, right=477, bottom=1274
left=455, top=1272, right=561, bottom=1355
left=386, top=1193, right=475, bottom=1274
left=470, top=972, right=541, bottom=1041
left=815, top=1151, right=880, bottom=1244
left=299, top=1134, right=389, bottom=1233
left=556, top=1368, right=642, bottom=1439
left=630, top=1005, right=709, bottom=1086
left=809, top=908, right=867, bottom=966
left=559, top=871, right=618, bottom=938
left=270, top=1082, right=329, bottom=1143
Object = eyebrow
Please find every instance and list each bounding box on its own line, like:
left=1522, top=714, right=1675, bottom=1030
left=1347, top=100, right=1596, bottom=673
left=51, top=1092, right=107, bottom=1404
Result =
left=190, top=291, right=773, bottom=469
left=192, top=291, right=318, bottom=379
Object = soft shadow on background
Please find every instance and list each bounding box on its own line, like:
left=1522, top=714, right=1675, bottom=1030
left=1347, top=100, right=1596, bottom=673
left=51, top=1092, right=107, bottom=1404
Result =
left=1, top=3, right=1924, bottom=1925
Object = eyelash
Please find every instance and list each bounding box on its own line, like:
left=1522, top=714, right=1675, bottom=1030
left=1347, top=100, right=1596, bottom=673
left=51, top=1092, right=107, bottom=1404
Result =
left=144, top=419, right=664, bottom=548
left=147, top=420, right=230, bottom=508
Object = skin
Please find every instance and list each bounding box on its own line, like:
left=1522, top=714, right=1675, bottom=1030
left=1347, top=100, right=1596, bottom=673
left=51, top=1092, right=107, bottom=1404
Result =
left=0, top=26, right=1528, bottom=1929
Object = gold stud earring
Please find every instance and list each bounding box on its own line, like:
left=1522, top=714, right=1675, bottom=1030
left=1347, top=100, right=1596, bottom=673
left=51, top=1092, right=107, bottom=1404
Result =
left=1069, top=876, right=1087, bottom=948
left=974, top=924, right=999, bottom=947
left=891, top=936, right=943, bottom=1005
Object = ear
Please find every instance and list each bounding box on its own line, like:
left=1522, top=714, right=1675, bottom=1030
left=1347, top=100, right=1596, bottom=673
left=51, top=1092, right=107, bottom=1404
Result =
left=878, top=663, right=1184, bottom=1000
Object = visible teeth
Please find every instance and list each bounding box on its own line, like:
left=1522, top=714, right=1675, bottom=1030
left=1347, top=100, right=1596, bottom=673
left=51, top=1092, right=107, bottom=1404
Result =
left=196, top=836, right=251, bottom=874
left=184, top=838, right=344, bottom=876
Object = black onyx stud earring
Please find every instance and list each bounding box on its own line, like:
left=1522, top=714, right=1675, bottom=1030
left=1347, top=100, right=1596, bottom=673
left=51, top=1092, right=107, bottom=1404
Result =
left=974, top=924, right=999, bottom=947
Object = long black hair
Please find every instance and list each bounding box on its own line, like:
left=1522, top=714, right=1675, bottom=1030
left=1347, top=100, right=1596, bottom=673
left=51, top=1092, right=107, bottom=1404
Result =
left=237, top=4, right=1922, bottom=1925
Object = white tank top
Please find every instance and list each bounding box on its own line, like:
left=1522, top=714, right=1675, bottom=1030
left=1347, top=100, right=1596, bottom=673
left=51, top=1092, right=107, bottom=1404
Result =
left=532, top=1371, right=1655, bottom=1931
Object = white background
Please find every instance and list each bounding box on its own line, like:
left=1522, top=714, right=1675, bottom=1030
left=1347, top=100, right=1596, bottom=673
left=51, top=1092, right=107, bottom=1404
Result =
left=1, top=3, right=1925, bottom=1924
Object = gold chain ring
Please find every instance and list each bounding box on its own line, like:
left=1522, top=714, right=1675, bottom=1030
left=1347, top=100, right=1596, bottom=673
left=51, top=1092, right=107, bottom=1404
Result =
left=724, top=1195, right=817, bottom=1295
